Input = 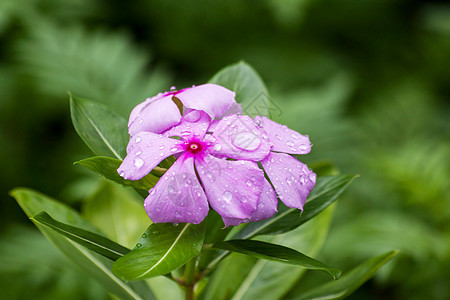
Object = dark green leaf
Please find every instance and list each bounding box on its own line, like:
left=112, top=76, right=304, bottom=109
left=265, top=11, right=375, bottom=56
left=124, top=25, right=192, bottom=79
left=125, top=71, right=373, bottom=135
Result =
left=75, top=156, right=159, bottom=191
left=31, top=212, right=130, bottom=261
left=209, top=61, right=270, bottom=117
left=210, top=240, right=342, bottom=279
left=113, top=222, right=206, bottom=281
left=70, top=94, right=129, bottom=160
left=293, top=251, right=398, bottom=300
left=11, top=188, right=155, bottom=300
left=234, top=175, right=358, bottom=238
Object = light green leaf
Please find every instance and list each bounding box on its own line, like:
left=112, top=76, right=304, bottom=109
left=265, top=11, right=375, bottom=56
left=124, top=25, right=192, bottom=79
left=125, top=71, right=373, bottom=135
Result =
left=31, top=211, right=130, bottom=261
left=209, top=61, right=270, bottom=117
left=11, top=188, right=154, bottom=300
left=75, top=156, right=160, bottom=192
left=70, top=94, right=129, bottom=160
left=292, top=251, right=398, bottom=300
left=234, top=175, right=358, bottom=238
left=235, top=204, right=336, bottom=300
left=82, top=181, right=151, bottom=249
left=210, top=240, right=341, bottom=279
left=113, top=222, right=206, bottom=281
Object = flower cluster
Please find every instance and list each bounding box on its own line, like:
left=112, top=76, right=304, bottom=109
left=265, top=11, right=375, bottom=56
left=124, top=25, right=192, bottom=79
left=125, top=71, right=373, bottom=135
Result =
left=118, top=84, right=316, bottom=226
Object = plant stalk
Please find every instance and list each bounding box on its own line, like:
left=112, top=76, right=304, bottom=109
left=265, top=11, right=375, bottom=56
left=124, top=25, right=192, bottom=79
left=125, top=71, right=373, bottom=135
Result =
left=184, top=257, right=197, bottom=300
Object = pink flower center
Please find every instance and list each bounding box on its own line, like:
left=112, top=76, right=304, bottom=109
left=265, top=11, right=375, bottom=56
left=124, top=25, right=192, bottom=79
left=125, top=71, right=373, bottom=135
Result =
left=187, top=141, right=203, bottom=154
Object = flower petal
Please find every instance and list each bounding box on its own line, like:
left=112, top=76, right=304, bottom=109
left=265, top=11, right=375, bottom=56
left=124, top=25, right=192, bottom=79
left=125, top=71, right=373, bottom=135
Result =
left=128, top=93, right=164, bottom=128
left=195, top=155, right=264, bottom=219
left=261, top=152, right=316, bottom=210
left=250, top=179, right=278, bottom=222
left=221, top=217, right=250, bottom=227
left=129, top=95, right=182, bottom=136
left=176, top=84, right=235, bottom=119
left=118, top=132, right=184, bottom=180
left=162, top=110, right=211, bottom=139
left=255, top=116, right=311, bottom=155
left=209, top=115, right=271, bottom=161
left=144, top=153, right=209, bottom=224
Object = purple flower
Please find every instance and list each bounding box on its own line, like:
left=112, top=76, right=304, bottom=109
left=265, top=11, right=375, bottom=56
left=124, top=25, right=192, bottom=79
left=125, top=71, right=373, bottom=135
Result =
left=128, top=84, right=236, bottom=136
left=118, top=110, right=276, bottom=226
left=119, top=84, right=316, bottom=226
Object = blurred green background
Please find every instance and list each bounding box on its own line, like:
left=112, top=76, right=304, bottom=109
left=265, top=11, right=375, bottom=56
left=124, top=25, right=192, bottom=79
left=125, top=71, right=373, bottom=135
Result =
left=0, top=0, right=449, bottom=299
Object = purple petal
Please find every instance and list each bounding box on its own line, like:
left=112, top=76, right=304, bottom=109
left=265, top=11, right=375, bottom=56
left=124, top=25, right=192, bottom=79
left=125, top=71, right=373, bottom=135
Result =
left=162, top=110, right=211, bottom=139
left=255, top=116, right=311, bottom=155
left=209, top=115, right=271, bottom=161
left=220, top=102, right=242, bottom=117
left=221, top=216, right=250, bottom=227
left=129, top=96, right=182, bottom=136
left=250, top=179, right=278, bottom=222
left=261, top=152, right=316, bottom=210
left=176, top=84, right=235, bottom=119
left=128, top=93, right=164, bottom=128
left=144, top=153, right=209, bottom=224
left=118, top=132, right=184, bottom=180
left=195, top=155, right=264, bottom=219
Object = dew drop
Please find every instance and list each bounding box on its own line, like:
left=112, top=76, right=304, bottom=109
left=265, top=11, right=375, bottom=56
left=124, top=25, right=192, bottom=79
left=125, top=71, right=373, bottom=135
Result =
left=134, top=157, right=144, bottom=168
left=136, top=243, right=142, bottom=248
left=152, top=231, right=159, bottom=235
left=158, top=145, right=165, bottom=150
left=223, top=191, right=232, bottom=202
left=168, top=186, right=175, bottom=193
left=299, top=145, right=308, bottom=151
left=119, top=171, right=125, bottom=177
left=246, top=180, right=252, bottom=187
left=142, top=233, right=147, bottom=238
left=181, top=130, right=191, bottom=136
left=171, top=147, right=178, bottom=152
left=286, top=140, right=295, bottom=147
left=170, top=86, right=177, bottom=91
left=309, top=173, right=317, bottom=182
left=136, top=151, right=142, bottom=156
left=173, top=222, right=179, bottom=226
left=213, top=143, right=222, bottom=151
left=135, top=137, right=142, bottom=143
left=232, top=132, right=261, bottom=151
left=275, top=134, right=282, bottom=140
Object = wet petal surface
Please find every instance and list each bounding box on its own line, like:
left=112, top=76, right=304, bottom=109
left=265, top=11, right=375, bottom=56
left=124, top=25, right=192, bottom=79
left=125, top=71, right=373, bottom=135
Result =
left=261, top=152, right=316, bottom=209
left=162, top=110, right=211, bottom=140
left=209, top=115, right=270, bottom=161
left=118, top=131, right=184, bottom=180
left=255, top=116, right=311, bottom=155
left=144, top=154, right=209, bottom=224
left=250, top=178, right=278, bottom=222
left=195, top=155, right=264, bottom=219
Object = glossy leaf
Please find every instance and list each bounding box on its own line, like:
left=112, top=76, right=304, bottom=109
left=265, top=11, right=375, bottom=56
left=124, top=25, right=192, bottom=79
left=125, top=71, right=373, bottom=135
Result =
left=82, top=181, right=151, bottom=249
left=234, top=175, right=358, bottom=238
left=235, top=204, right=336, bottom=300
left=292, top=251, right=398, bottom=300
left=70, top=94, right=129, bottom=160
left=75, top=156, right=159, bottom=191
left=113, top=222, right=206, bottom=281
left=209, top=61, right=270, bottom=117
left=31, top=211, right=130, bottom=261
left=210, top=240, right=342, bottom=279
left=11, top=188, right=154, bottom=300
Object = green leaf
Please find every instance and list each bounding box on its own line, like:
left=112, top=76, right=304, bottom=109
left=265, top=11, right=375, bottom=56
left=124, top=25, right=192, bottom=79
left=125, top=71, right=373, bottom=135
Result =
left=113, top=222, right=206, bottom=281
left=292, top=251, right=398, bottom=300
left=11, top=188, right=154, bottom=300
left=31, top=211, right=130, bottom=261
left=82, top=181, right=151, bottom=249
left=235, top=204, right=336, bottom=300
left=70, top=94, right=129, bottom=160
left=75, top=156, right=159, bottom=191
left=210, top=240, right=341, bottom=279
left=209, top=61, right=270, bottom=117
left=234, top=175, right=358, bottom=238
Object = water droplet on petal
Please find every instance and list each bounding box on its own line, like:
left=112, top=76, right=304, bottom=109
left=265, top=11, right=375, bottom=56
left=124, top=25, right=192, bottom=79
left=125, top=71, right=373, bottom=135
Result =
left=134, top=157, right=144, bottom=168
left=223, top=191, right=232, bottom=202
left=232, top=132, right=261, bottom=151
left=181, top=130, right=191, bottom=136
left=135, top=137, right=142, bottom=143
left=184, top=110, right=201, bottom=122
left=136, top=151, right=142, bottom=156
left=246, top=180, right=252, bottom=187
left=171, top=147, right=178, bottom=152
left=275, top=134, right=282, bottom=140
left=119, top=171, right=125, bottom=177
left=299, top=145, right=308, bottom=151
left=158, top=145, right=165, bottom=150
left=213, top=143, right=222, bottom=151
left=286, top=140, right=295, bottom=147
left=170, top=86, right=177, bottom=91
left=309, top=173, right=317, bottom=182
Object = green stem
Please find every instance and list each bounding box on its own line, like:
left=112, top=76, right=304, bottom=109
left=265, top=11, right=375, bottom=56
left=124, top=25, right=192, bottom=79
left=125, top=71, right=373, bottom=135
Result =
left=184, top=257, right=197, bottom=300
